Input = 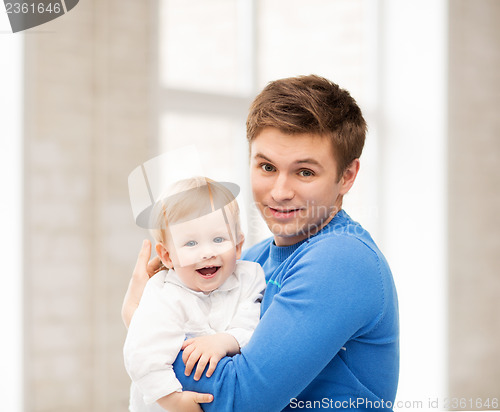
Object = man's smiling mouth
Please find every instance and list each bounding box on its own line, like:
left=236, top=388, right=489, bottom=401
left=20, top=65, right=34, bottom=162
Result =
left=267, top=206, right=303, bottom=219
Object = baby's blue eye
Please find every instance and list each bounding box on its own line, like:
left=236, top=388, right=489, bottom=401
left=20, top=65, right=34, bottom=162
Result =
left=213, top=237, right=225, bottom=243
left=185, top=240, right=197, bottom=247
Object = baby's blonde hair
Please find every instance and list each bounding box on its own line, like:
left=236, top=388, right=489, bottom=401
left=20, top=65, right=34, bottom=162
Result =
left=150, top=177, right=242, bottom=245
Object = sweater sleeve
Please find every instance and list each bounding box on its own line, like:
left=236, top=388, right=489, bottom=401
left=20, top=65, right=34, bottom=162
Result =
left=123, top=273, right=186, bottom=404
left=224, top=261, right=266, bottom=348
left=173, top=236, right=385, bottom=411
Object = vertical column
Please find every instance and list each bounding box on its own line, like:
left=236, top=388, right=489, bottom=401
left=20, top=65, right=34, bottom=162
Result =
left=91, top=1, right=158, bottom=410
left=23, top=4, right=95, bottom=410
left=23, top=0, right=158, bottom=411
left=447, top=0, right=500, bottom=401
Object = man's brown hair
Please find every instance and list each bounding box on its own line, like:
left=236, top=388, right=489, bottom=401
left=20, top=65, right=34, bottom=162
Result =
left=246, top=75, right=367, bottom=179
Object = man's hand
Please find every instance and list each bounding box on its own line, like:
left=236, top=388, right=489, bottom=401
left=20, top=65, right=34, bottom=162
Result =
left=157, top=391, right=213, bottom=412
left=181, top=333, right=240, bottom=380
left=121, top=239, right=164, bottom=328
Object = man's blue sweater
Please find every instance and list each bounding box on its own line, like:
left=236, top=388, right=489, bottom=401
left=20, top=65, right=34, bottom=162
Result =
left=174, top=210, right=399, bottom=411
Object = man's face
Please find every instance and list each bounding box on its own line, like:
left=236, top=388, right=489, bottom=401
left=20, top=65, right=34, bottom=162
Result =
left=163, top=209, right=241, bottom=293
left=250, top=127, right=344, bottom=246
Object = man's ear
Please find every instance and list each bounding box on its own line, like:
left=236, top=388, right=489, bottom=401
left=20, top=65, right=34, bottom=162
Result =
left=235, top=233, right=245, bottom=260
left=339, top=159, right=360, bottom=196
left=156, top=243, right=174, bottom=269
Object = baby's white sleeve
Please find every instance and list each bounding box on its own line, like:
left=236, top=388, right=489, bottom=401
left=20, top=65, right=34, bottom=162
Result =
left=123, top=274, right=185, bottom=405
left=225, top=261, right=266, bottom=348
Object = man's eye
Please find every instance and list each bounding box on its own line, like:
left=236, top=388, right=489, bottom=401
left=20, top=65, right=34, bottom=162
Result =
left=260, top=163, right=275, bottom=172
left=184, top=240, right=197, bottom=247
left=213, top=237, right=225, bottom=243
left=299, top=169, right=314, bottom=177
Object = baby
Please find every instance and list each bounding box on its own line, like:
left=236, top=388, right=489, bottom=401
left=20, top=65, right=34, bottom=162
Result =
left=123, top=177, right=266, bottom=412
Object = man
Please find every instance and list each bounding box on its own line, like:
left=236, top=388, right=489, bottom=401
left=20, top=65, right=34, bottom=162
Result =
left=123, top=75, right=399, bottom=411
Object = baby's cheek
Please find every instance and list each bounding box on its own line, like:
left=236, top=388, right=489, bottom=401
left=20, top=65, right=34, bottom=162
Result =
left=215, top=242, right=235, bottom=256
left=176, top=250, right=201, bottom=267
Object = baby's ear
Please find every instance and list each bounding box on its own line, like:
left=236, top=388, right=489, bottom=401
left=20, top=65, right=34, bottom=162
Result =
left=156, top=243, right=174, bottom=269
left=235, top=233, right=245, bottom=260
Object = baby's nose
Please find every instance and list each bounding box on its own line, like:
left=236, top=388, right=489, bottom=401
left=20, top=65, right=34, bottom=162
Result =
left=200, top=243, right=216, bottom=260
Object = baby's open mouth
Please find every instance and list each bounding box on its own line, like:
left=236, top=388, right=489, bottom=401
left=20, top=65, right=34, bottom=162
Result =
left=196, top=266, right=220, bottom=278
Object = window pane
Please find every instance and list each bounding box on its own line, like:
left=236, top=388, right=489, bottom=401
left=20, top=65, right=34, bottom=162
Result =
left=257, top=0, right=367, bottom=100
left=160, top=0, right=243, bottom=95
left=159, top=112, right=245, bottom=182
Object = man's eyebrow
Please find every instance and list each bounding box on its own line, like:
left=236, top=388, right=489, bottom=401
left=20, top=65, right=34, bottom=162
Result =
left=253, top=153, right=273, bottom=162
left=254, top=152, right=321, bottom=166
left=295, top=158, right=322, bottom=167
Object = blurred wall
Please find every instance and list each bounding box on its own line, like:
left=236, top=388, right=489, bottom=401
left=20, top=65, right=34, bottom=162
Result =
left=447, top=0, right=500, bottom=402
left=22, top=1, right=158, bottom=411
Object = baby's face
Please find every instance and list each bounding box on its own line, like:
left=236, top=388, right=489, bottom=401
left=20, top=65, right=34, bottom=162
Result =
left=164, top=209, right=241, bottom=293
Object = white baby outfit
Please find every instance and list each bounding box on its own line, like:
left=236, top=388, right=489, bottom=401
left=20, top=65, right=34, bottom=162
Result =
left=124, top=260, right=266, bottom=412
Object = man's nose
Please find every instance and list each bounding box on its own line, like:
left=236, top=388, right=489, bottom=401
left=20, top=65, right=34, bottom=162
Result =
left=271, top=173, right=294, bottom=202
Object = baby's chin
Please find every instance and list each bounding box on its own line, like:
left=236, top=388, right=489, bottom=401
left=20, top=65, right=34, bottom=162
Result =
left=198, top=272, right=233, bottom=293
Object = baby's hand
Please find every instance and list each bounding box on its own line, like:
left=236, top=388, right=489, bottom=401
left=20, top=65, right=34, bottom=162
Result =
left=157, top=391, right=213, bottom=412
left=181, top=333, right=240, bottom=380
